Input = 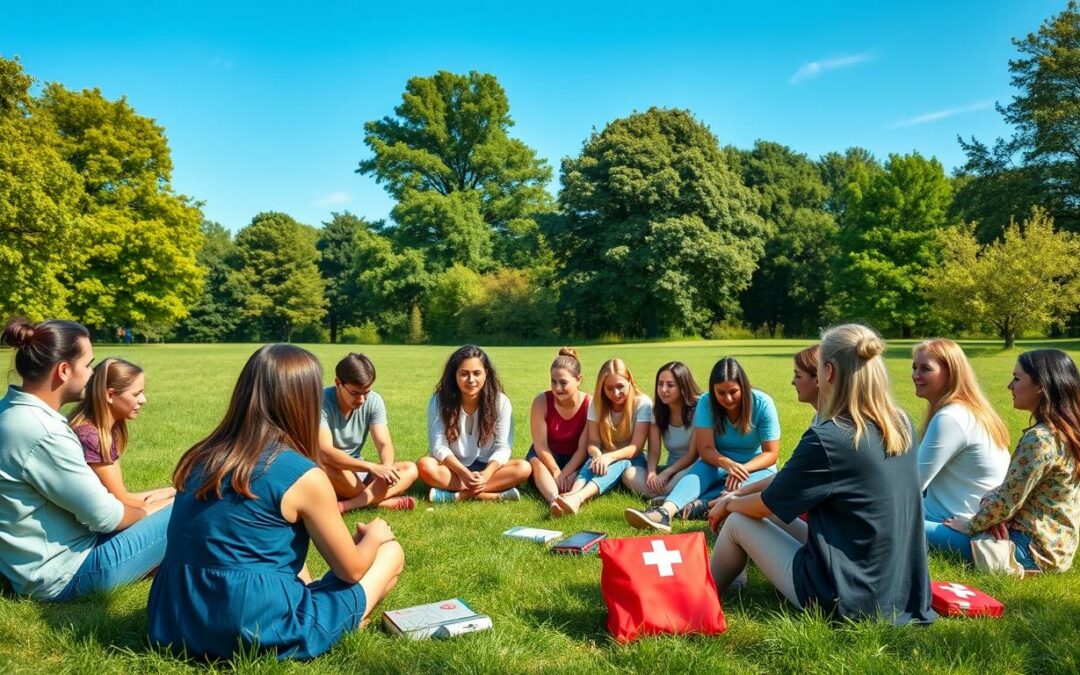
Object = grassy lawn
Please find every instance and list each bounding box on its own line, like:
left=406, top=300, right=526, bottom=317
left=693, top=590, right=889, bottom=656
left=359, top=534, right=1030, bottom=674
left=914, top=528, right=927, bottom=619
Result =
left=2, top=339, right=1079, bottom=674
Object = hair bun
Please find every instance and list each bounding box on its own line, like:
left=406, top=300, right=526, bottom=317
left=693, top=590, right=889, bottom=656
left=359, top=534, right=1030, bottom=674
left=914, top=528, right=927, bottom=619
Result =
left=558, top=347, right=579, bottom=361
left=856, top=334, right=884, bottom=360
left=2, top=318, right=35, bottom=349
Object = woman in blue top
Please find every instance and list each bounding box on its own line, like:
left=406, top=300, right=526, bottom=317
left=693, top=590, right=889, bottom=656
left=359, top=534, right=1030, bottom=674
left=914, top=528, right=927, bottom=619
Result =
left=625, top=356, right=779, bottom=531
left=147, top=344, right=404, bottom=660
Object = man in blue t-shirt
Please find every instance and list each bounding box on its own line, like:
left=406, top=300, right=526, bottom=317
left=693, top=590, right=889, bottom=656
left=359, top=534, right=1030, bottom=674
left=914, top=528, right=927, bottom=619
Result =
left=319, top=354, right=418, bottom=511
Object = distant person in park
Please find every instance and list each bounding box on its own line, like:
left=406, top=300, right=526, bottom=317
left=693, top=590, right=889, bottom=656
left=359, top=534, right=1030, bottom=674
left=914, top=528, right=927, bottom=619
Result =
left=708, top=324, right=935, bottom=625
left=0, top=318, right=171, bottom=601
left=69, top=358, right=176, bottom=508
left=911, top=339, right=1011, bottom=556
left=147, top=344, right=403, bottom=660
left=417, top=345, right=530, bottom=502
left=625, top=356, right=779, bottom=530
left=319, top=353, right=418, bottom=512
left=527, top=348, right=591, bottom=507
left=942, top=349, right=1080, bottom=574
left=621, top=361, right=701, bottom=500
left=550, top=358, right=652, bottom=517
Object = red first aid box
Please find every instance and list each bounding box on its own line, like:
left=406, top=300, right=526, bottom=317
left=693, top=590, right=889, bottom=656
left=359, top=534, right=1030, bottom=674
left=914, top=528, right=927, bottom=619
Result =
left=599, top=532, right=726, bottom=642
left=930, top=581, right=1004, bottom=618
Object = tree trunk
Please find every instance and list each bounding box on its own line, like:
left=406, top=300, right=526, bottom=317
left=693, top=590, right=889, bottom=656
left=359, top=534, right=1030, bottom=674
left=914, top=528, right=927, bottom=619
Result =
left=1003, top=318, right=1015, bottom=349
left=330, top=316, right=339, bottom=344
left=285, top=320, right=292, bottom=343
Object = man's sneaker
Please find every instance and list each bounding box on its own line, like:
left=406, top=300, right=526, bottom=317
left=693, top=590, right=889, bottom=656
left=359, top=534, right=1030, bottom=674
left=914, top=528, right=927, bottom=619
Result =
left=624, top=507, right=672, bottom=532
left=499, top=487, right=521, bottom=502
left=428, top=487, right=457, bottom=503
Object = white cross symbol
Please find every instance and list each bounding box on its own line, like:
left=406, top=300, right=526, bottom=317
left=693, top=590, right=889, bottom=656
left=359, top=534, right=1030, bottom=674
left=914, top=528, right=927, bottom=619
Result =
left=642, top=540, right=683, bottom=577
left=940, top=583, right=976, bottom=599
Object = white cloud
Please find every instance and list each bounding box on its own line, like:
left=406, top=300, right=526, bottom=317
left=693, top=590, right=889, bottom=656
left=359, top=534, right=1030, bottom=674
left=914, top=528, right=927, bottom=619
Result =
left=314, top=191, right=351, bottom=208
left=888, top=100, right=994, bottom=128
left=790, top=53, right=873, bottom=84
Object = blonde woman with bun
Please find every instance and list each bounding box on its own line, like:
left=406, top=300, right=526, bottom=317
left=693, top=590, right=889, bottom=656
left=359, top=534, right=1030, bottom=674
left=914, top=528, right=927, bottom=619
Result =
left=708, top=324, right=935, bottom=625
left=528, top=348, right=591, bottom=506
left=911, top=339, right=1010, bottom=556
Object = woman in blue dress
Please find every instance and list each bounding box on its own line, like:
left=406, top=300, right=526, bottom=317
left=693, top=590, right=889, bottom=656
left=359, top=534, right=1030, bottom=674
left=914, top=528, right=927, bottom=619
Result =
left=147, top=344, right=404, bottom=660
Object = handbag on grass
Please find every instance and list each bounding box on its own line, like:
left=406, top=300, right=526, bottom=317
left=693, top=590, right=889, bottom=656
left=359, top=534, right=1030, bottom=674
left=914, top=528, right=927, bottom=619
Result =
left=930, top=581, right=1005, bottom=618
left=599, top=532, right=726, bottom=643
left=969, top=533, right=1025, bottom=579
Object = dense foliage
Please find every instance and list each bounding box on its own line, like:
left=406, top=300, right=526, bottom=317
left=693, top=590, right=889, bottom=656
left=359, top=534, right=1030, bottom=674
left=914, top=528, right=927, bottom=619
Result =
left=4, top=2, right=1080, bottom=346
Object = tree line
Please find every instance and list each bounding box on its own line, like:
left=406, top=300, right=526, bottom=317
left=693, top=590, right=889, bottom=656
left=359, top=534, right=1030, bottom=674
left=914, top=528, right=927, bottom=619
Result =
left=3, top=2, right=1080, bottom=347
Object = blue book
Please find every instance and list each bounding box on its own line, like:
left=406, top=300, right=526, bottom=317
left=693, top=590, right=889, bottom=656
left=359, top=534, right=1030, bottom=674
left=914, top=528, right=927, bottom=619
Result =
left=502, top=526, right=563, bottom=544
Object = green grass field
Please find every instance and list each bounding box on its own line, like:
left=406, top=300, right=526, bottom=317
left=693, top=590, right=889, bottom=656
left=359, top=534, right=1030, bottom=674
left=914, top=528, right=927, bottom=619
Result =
left=2, top=339, right=1079, bottom=674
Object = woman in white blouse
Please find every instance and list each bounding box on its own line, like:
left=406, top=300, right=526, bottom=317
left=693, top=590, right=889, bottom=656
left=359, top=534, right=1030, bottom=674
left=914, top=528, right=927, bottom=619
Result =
left=913, top=339, right=1010, bottom=555
left=417, top=345, right=531, bottom=502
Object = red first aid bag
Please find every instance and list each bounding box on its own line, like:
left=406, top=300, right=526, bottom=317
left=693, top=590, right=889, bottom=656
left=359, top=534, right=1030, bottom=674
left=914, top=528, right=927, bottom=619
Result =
left=599, top=532, right=726, bottom=642
left=930, top=581, right=1004, bottom=618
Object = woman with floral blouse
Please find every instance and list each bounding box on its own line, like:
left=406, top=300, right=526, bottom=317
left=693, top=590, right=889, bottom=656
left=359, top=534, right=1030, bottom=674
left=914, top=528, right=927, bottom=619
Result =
left=945, top=349, right=1080, bottom=574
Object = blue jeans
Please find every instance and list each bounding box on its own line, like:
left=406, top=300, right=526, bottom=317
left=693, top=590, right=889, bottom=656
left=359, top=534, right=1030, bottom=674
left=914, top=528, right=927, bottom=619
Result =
left=54, top=505, right=173, bottom=601
left=665, top=458, right=776, bottom=510
left=577, top=456, right=635, bottom=494
left=924, top=519, right=1040, bottom=571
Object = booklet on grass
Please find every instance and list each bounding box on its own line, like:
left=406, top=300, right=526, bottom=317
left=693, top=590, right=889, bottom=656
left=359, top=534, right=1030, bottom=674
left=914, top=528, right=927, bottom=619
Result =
left=383, top=598, right=492, bottom=639
left=502, top=526, right=563, bottom=544
left=552, top=531, right=607, bottom=555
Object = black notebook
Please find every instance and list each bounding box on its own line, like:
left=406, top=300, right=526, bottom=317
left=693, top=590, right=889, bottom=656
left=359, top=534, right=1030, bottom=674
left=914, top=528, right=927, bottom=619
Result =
left=551, top=531, right=606, bottom=555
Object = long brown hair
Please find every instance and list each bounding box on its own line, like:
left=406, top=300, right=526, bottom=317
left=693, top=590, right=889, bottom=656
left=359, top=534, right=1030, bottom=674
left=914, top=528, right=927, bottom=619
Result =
left=172, top=344, right=323, bottom=500
left=436, top=345, right=504, bottom=445
left=653, top=361, right=701, bottom=434
left=593, top=358, right=642, bottom=451
left=68, top=358, right=144, bottom=463
left=708, top=357, right=754, bottom=435
left=913, top=339, right=1010, bottom=450
left=1018, top=349, right=1080, bottom=473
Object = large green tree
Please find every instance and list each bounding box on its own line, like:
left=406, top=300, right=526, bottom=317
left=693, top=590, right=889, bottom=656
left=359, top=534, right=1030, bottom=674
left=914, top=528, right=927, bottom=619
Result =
left=925, top=208, right=1080, bottom=347
left=819, top=147, right=882, bottom=219
left=358, top=71, right=553, bottom=270
left=350, top=229, right=431, bottom=341
left=172, top=221, right=251, bottom=342
left=955, top=1, right=1080, bottom=237
left=830, top=152, right=955, bottom=337
left=730, top=141, right=837, bottom=336
left=0, top=57, right=84, bottom=321
left=317, top=212, right=369, bottom=343
left=553, top=108, right=765, bottom=338
left=37, top=84, right=204, bottom=332
left=229, top=212, right=326, bottom=342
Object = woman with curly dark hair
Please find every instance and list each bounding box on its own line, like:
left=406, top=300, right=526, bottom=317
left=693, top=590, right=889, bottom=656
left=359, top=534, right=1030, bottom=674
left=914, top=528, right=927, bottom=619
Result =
left=417, top=345, right=531, bottom=502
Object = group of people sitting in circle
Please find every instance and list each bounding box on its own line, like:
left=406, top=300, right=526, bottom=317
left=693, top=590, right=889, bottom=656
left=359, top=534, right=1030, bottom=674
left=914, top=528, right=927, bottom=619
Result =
left=1, top=316, right=1078, bottom=659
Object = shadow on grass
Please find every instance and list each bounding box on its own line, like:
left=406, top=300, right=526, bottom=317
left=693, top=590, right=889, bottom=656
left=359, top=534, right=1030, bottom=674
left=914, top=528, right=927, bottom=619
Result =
left=520, top=581, right=609, bottom=642
left=31, top=590, right=148, bottom=652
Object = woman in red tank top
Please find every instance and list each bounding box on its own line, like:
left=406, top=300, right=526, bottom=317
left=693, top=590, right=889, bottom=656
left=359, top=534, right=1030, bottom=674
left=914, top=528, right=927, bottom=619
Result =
left=528, top=348, right=590, bottom=505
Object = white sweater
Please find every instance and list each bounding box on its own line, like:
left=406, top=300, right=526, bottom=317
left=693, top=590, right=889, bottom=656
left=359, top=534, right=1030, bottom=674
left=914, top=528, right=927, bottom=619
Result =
left=918, top=403, right=1010, bottom=521
left=427, top=392, right=513, bottom=467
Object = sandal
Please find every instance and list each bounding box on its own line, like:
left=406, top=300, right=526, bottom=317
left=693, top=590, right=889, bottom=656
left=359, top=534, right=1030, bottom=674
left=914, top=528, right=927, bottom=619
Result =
left=680, top=499, right=709, bottom=521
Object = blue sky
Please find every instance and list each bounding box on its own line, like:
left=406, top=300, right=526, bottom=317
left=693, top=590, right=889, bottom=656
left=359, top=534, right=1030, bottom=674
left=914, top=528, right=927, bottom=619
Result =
left=2, top=1, right=1067, bottom=231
